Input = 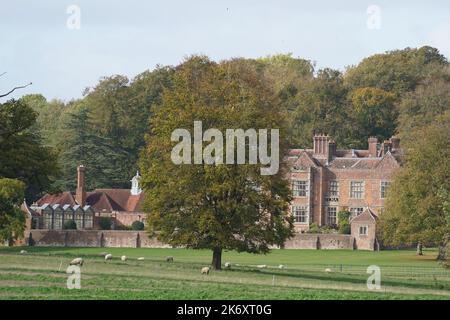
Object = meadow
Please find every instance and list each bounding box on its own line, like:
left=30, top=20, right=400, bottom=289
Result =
left=0, top=246, right=449, bottom=300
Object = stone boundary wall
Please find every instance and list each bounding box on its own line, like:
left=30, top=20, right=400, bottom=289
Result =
left=25, top=230, right=358, bottom=250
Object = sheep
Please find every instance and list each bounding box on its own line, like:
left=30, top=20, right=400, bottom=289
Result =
left=19, top=250, right=27, bottom=254
left=104, top=254, right=112, bottom=261
left=121, top=255, right=127, bottom=261
left=224, top=262, right=231, bottom=269
left=137, top=257, right=145, bottom=261
left=278, top=264, right=285, bottom=269
left=165, top=256, right=174, bottom=262
left=325, top=268, right=332, bottom=273
left=201, top=266, right=210, bottom=275
left=69, top=257, right=84, bottom=266
left=256, top=264, right=267, bottom=269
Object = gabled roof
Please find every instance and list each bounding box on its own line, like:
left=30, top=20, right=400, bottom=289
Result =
left=375, top=152, right=400, bottom=170
left=35, top=189, right=145, bottom=213
left=350, top=208, right=378, bottom=224
left=21, top=201, right=39, bottom=217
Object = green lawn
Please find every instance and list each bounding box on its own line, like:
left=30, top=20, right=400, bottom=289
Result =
left=0, top=246, right=448, bottom=300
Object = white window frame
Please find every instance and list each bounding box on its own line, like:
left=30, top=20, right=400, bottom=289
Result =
left=359, top=225, right=368, bottom=235
left=326, top=206, right=337, bottom=226
left=350, top=207, right=364, bottom=217
left=380, top=181, right=391, bottom=199
left=292, top=205, right=309, bottom=224
left=350, top=181, right=364, bottom=199
left=292, top=180, right=309, bottom=197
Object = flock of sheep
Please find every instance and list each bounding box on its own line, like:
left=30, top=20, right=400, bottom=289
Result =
left=19, top=250, right=334, bottom=274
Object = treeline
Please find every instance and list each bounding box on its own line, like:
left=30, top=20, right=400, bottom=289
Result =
left=5, top=45, right=450, bottom=201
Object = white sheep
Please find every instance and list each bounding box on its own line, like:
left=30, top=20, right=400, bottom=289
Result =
left=278, top=264, right=285, bottom=269
left=69, top=257, right=84, bottom=266
left=165, top=256, right=174, bottom=262
left=137, top=257, right=145, bottom=261
left=256, top=264, right=267, bottom=269
left=121, top=255, right=127, bottom=261
left=20, top=250, right=27, bottom=254
left=201, top=266, right=210, bottom=275
left=224, top=262, right=231, bottom=269
left=104, top=254, right=112, bottom=261
left=325, top=268, right=332, bottom=273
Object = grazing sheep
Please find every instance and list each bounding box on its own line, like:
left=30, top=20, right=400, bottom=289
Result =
left=278, top=264, right=285, bottom=269
left=121, top=255, right=127, bottom=261
left=325, top=268, right=332, bottom=273
left=69, top=258, right=84, bottom=266
left=104, top=254, right=112, bottom=261
left=224, top=262, right=231, bottom=269
left=137, top=257, right=145, bottom=261
left=256, top=265, right=267, bottom=269
left=165, top=256, right=174, bottom=262
left=20, top=250, right=27, bottom=254
left=201, top=266, right=210, bottom=275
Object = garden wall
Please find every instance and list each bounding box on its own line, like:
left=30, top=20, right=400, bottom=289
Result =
left=25, top=230, right=357, bottom=250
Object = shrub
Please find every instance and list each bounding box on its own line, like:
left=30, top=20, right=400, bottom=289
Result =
left=338, top=211, right=351, bottom=234
left=131, top=220, right=145, bottom=231
left=308, top=223, right=321, bottom=234
left=98, top=217, right=112, bottom=230
left=116, top=224, right=132, bottom=230
left=63, top=220, right=77, bottom=230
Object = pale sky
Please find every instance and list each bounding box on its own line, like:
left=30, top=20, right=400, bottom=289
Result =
left=1, top=0, right=449, bottom=101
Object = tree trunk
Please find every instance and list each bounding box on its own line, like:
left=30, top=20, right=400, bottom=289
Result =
left=211, top=247, right=222, bottom=270
left=437, top=234, right=449, bottom=262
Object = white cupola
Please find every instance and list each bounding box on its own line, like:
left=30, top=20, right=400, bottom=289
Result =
left=131, top=171, right=142, bottom=195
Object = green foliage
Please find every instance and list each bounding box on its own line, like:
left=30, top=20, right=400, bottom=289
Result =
left=131, top=220, right=144, bottom=231
left=63, top=220, right=77, bottom=230
left=380, top=110, right=450, bottom=260
left=140, top=56, right=294, bottom=267
left=306, top=223, right=336, bottom=234
left=0, top=178, right=26, bottom=243
left=0, top=99, right=59, bottom=201
left=338, top=211, right=351, bottom=235
left=98, top=217, right=112, bottom=230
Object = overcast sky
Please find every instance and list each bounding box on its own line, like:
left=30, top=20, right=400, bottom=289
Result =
left=1, top=0, right=449, bottom=101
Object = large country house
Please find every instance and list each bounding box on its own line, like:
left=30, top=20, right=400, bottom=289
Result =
left=23, top=166, right=146, bottom=230
left=287, top=135, right=401, bottom=248
left=22, top=134, right=401, bottom=250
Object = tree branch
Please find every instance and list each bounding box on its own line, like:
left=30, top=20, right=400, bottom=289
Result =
left=0, top=82, right=33, bottom=98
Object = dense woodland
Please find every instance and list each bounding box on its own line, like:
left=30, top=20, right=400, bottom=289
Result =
left=0, top=46, right=449, bottom=256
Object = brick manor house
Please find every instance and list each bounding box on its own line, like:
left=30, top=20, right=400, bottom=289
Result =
left=288, top=135, right=402, bottom=237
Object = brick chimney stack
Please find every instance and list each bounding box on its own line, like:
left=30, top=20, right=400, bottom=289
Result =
left=313, top=134, right=335, bottom=163
left=76, top=165, right=86, bottom=207
left=368, top=137, right=378, bottom=157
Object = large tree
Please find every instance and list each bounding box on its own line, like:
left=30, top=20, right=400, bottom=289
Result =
left=0, top=99, right=58, bottom=201
left=0, top=178, right=26, bottom=244
left=379, top=110, right=450, bottom=263
left=140, top=56, right=294, bottom=269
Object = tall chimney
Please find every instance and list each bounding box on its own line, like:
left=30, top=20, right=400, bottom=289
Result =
left=76, top=165, right=86, bottom=207
left=368, top=137, right=378, bottom=157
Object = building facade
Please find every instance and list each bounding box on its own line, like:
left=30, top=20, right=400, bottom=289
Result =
left=288, top=135, right=402, bottom=236
left=25, top=166, right=146, bottom=230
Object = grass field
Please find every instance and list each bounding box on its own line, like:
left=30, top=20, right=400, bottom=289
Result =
left=0, top=246, right=449, bottom=300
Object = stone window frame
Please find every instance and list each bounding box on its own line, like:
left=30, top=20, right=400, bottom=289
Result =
left=359, top=225, right=368, bottom=235
left=292, top=180, right=309, bottom=197
left=380, top=180, right=391, bottom=199
left=326, top=206, right=337, bottom=226
left=349, top=180, right=365, bottom=199
left=328, top=180, right=339, bottom=197
left=292, top=205, right=309, bottom=224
